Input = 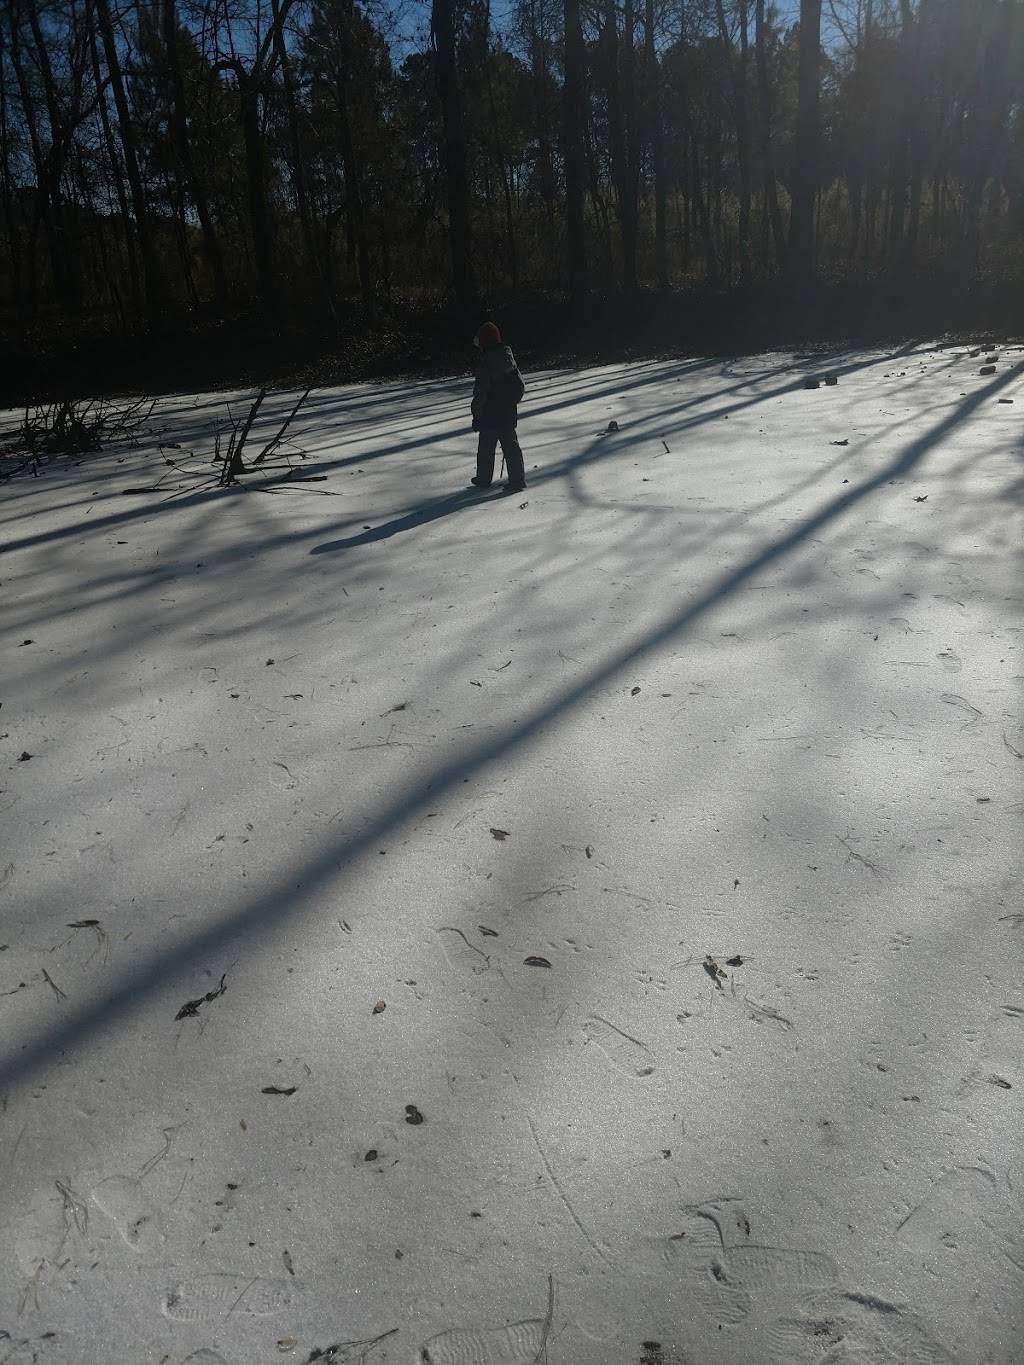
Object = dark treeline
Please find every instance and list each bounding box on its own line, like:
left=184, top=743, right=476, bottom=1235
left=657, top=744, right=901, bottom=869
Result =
left=1, top=0, right=1022, bottom=357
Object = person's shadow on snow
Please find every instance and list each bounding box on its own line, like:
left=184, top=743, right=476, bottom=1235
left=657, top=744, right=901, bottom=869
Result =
left=310, top=486, right=507, bottom=554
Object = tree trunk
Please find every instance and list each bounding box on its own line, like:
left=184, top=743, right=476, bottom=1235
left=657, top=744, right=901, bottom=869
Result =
left=602, top=0, right=627, bottom=278
left=754, top=0, right=785, bottom=273
left=585, top=120, right=615, bottom=279
left=163, top=0, right=227, bottom=305
left=644, top=0, right=667, bottom=290
left=94, top=0, right=165, bottom=322
left=336, top=1, right=375, bottom=323
left=239, top=75, right=278, bottom=317
left=529, top=0, right=557, bottom=251
left=563, top=0, right=588, bottom=300
left=886, top=0, right=913, bottom=266
left=25, top=0, right=85, bottom=308
left=715, top=0, right=752, bottom=286
left=271, top=0, right=319, bottom=291
left=431, top=0, right=475, bottom=319
left=0, top=23, right=26, bottom=322
left=86, top=9, right=141, bottom=320
left=688, top=125, right=718, bottom=287
left=621, top=0, right=640, bottom=290
left=787, top=0, right=822, bottom=284
left=8, top=0, right=78, bottom=311
left=483, top=5, right=518, bottom=293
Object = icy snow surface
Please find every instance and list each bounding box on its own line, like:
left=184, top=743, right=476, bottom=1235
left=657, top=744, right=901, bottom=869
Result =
left=1, top=345, right=1022, bottom=1365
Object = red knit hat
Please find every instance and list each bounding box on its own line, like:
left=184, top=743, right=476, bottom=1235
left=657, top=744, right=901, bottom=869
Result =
left=475, top=321, right=501, bottom=349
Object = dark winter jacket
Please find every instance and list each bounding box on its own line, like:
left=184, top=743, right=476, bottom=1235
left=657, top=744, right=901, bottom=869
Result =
left=471, top=344, right=524, bottom=431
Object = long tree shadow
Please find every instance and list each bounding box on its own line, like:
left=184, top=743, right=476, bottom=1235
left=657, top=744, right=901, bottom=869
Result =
left=0, top=345, right=912, bottom=560
left=0, top=359, right=1017, bottom=1090
left=310, top=484, right=508, bottom=552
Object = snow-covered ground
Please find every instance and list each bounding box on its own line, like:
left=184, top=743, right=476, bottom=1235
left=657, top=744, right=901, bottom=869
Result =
left=1, top=345, right=1022, bottom=1365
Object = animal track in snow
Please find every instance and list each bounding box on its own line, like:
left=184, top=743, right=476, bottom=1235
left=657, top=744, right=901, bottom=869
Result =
left=436, top=926, right=489, bottom=975
left=582, top=1015, right=654, bottom=1076
left=419, top=1319, right=546, bottom=1365
left=162, top=1273, right=294, bottom=1320
left=91, top=1176, right=163, bottom=1252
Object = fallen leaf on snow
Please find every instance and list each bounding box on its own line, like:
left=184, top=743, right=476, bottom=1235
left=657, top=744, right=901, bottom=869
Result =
left=703, top=956, right=727, bottom=989
left=175, top=973, right=228, bottom=1020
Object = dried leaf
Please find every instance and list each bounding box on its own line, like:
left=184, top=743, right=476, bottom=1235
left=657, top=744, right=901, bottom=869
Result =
left=175, top=973, right=227, bottom=1020
left=703, top=956, right=726, bottom=989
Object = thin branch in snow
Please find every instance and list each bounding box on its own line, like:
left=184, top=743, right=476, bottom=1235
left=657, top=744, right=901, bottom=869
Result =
left=41, top=969, right=67, bottom=1001
left=525, top=1114, right=616, bottom=1269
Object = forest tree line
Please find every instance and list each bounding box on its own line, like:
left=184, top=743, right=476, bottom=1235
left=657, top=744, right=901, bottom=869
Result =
left=1, top=0, right=1021, bottom=334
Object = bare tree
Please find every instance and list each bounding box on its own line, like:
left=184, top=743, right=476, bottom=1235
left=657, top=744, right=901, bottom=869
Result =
left=93, top=0, right=165, bottom=321
left=644, top=0, right=667, bottom=289
left=787, top=0, right=822, bottom=283
left=715, top=0, right=751, bottom=285
left=210, top=0, right=296, bottom=318
left=162, top=0, right=226, bottom=304
left=753, top=0, right=785, bottom=272
left=563, top=0, right=588, bottom=299
left=431, top=0, right=475, bottom=318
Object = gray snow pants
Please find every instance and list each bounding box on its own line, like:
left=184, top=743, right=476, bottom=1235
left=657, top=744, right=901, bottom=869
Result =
left=476, top=428, right=525, bottom=486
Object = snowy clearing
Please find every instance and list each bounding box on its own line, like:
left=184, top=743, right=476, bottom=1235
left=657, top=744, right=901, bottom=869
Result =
left=1, top=345, right=1023, bottom=1365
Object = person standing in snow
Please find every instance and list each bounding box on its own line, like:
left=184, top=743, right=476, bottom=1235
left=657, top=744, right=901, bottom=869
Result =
left=470, top=322, right=527, bottom=493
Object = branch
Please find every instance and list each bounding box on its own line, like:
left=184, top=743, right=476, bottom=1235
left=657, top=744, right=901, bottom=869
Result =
left=251, top=388, right=311, bottom=465
left=257, top=0, right=296, bottom=73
